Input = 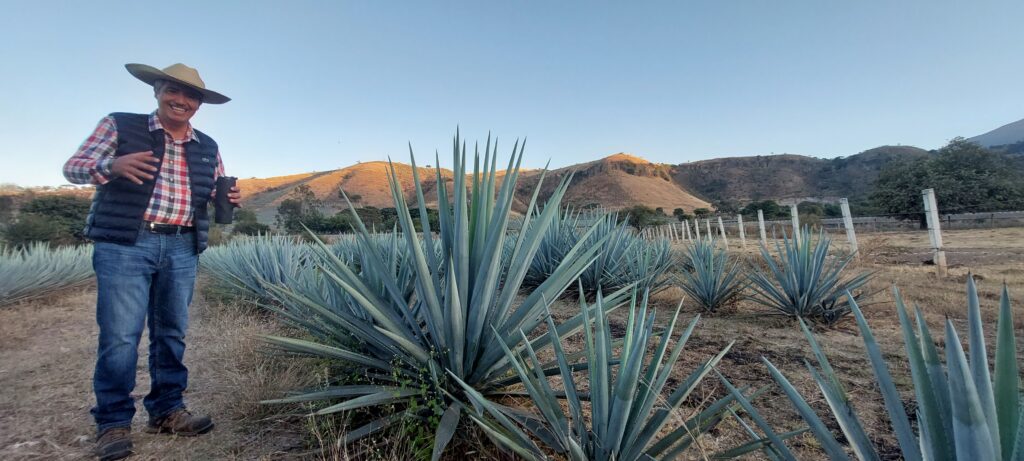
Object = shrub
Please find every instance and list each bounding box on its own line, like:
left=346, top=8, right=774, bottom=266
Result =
left=3, top=214, right=73, bottom=247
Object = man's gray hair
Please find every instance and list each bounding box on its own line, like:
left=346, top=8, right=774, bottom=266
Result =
left=152, top=79, right=168, bottom=93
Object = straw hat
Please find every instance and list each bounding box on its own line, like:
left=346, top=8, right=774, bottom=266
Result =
left=125, top=63, right=230, bottom=104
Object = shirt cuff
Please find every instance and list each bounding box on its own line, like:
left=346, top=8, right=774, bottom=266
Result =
left=92, top=156, right=115, bottom=184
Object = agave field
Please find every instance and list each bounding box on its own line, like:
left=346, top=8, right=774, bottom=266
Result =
left=0, top=242, right=93, bottom=307
left=193, top=133, right=1022, bottom=460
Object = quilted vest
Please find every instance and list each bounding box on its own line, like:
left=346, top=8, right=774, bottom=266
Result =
left=84, top=112, right=218, bottom=253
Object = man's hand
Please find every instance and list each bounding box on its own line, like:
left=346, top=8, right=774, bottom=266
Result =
left=111, top=151, right=160, bottom=185
left=228, top=186, right=242, bottom=206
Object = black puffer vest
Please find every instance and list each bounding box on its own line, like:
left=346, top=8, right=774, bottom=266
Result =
left=84, top=112, right=218, bottom=253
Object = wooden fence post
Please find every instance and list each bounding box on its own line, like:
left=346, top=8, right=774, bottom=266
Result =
left=705, top=219, right=712, bottom=239
left=922, top=188, right=947, bottom=277
left=840, top=198, right=859, bottom=258
left=693, top=219, right=701, bottom=240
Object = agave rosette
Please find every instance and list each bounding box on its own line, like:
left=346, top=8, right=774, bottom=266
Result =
left=261, top=132, right=631, bottom=459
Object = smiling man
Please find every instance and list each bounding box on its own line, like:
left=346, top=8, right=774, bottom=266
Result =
left=63, top=63, right=240, bottom=461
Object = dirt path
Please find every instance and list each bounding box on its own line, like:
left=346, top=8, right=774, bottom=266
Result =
left=0, top=283, right=307, bottom=460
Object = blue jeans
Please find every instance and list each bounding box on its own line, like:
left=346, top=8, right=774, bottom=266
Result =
left=91, top=230, right=198, bottom=431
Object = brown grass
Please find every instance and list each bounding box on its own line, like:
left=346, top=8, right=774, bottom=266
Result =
left=1, top=227, right=1020, bottom=460
left=0, top=279, right=311, bottom=460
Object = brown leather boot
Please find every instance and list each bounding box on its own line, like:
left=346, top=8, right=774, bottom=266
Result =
left=95, top=427, right=133, bottom=461
left=145, top=408, right=214, bottom=436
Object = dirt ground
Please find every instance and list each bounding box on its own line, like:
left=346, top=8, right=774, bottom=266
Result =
left=0, top=227, right=1021, bottom=460
left=0, top=283, right=310, bottom=460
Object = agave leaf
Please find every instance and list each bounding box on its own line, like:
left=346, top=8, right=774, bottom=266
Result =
left=914, top=303, right=955, bottom=453
left=261, top=385, right=394, bottom=404
left=431, top=402, right=463, bottom=461
left=314, top=388, right=420, bottom=415
left=761, top=357, right=848, bottom=460
left=710, top=429, right=810, bottom=460
left=995, top=284, right=1021, bottom=459
left=945, top=320, right=998, bottom=460
left=849, top=294, right=922, bottom=460
left=965, top=276, right=1002, bottom=455
left=715, top=371, right=798, bottom=461
left=894, top=287, right=953, bottom=461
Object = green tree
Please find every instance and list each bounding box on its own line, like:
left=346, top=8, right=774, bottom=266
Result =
left=275, top=185, right=324, bottom=233
left=672, top=207, right=690, bottom=221
left=693, top=207, right=712, bottom=218
left=233, top=208, right=258, bottom=224
left=871, top=138, right=1024, bottom=221
left=4, top=194, right=92, bottom=245
left=620, top=205, right=670, bottom=230
left=741, top=200, right=785, bottom=219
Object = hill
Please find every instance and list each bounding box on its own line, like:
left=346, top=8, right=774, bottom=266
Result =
left=671, top=145, right=930, bottom=204
left=969, top=117, right=1024, bottom=148
left=238, top=162, right=455, bottom=223
left=236, top=146, right=934, bottom=223
left=516, top=153, right=711, bottom=212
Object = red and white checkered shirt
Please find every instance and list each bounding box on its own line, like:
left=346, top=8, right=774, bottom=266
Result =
left=63, top=112, right=225, bottom=226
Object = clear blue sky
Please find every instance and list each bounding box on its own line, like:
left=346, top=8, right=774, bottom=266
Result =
left=2, top=0, right=1022, bottom=186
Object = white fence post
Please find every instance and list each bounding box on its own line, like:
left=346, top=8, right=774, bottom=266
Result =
left=693, top=219, right=701, bottom=240
left=737, top=214, right=746, bottom=248
left=840, top=198, right=859, bottom=258
left=717, top=216, right=729, bottom=248
left=757, top=209, right=767, bottom=244
left=705, top=219, right=712, bottom=239
left=790, top=203, right=801, bottom=244
left=922, top=188, right=947, bottom=277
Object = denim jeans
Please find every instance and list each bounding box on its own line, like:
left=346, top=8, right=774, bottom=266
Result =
left=91, top=230, right=198, bottom=431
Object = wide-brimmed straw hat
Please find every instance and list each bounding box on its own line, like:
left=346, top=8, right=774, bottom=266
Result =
left=125, top=63, right=230, bottom=104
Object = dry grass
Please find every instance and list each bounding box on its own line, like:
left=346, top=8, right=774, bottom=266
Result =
left=1, top=227, right=1020, bottom=460
left=0, top=278, right=311, bottom=460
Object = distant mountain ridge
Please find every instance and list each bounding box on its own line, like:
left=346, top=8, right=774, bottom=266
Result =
left=672, top=145, right=930, bottom=204
left=970, top=118, right=1024, bottom=148
left=235, top=145, right=930, bottom=222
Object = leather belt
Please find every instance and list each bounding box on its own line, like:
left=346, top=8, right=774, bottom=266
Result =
left=143, top=221, right=195, bottom=234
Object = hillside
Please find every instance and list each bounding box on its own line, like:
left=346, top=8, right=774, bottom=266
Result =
left=970, top=117, right=1024, bottom=148
left=238, top=162, right=455, bottom=223
left=235, top=146, right=934, bottom=223
left=517, top=153, right=711, bottom=212
left=672, top=145, right=930, bottom=204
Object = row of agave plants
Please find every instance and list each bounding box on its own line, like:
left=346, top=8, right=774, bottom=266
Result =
left=0, top=242, right=93, bottom=307
left=200, top=133, right=1021, bottom=460
left=678, top=230, right=874, bottom=325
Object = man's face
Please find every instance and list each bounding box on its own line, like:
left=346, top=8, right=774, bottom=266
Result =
left=155, top=82, right=203, bottom=126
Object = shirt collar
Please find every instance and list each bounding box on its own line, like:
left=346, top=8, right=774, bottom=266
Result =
left=148, top=111, right=200, bottom=143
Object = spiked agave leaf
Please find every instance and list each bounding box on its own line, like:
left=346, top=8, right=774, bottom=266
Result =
left=0, top=242, right=93, bottom=307
left=677, top=237, right=747, bottom=312
left=200, top=235, right=312, bottom=300
left=748, top=227, right=873, bottom=325
left=261, top=132, right=631, bottom=460
left=765, top=276, right=1022, bottom=460
left=456, top=289, right=788, bottom=461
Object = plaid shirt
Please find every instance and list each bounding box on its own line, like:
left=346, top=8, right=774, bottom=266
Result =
left=63, top=112, right=224, bottom=226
